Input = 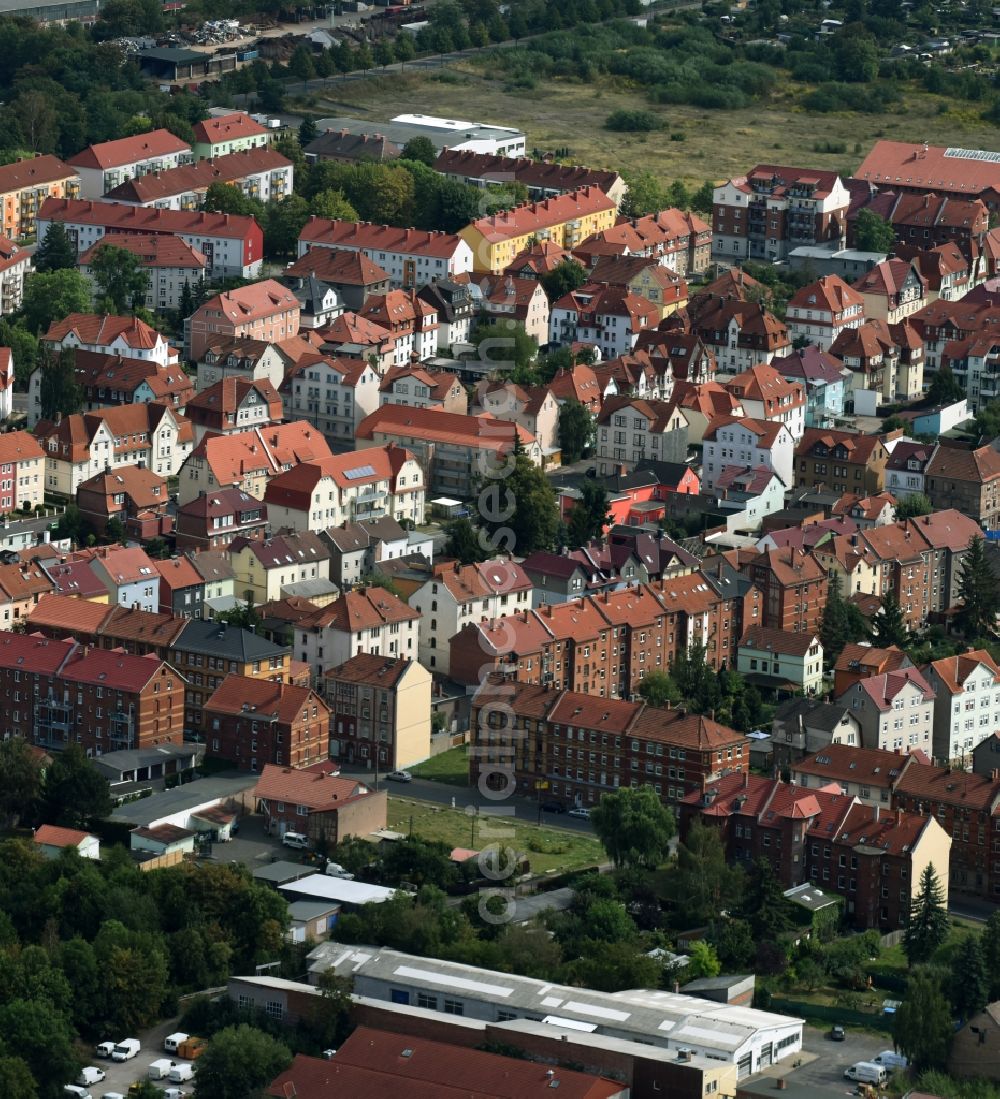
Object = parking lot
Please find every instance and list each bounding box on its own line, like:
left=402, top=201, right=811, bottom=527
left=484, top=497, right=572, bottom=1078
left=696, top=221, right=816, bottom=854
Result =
left=78, top=1017, right=193, bottom=1095
left=749, top=1025, right=895, bottom=1096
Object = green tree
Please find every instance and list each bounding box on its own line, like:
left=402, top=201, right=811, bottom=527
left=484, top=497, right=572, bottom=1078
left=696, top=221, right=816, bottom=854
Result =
left=0, top=1057, right=36, bottom=1099
left=89, top=243, right=150, bottom=314
left=541, top=259, right=588, bottom=302
left=202, top=181, right=265, bottom=218
left=0, top=1000, right=77, bottom=1099
left=33, top=223, right=76, bottom=273
left=881, top=413, right=909, bottom=433
left=957, top=534, right=999, bottom=641
left=893, top=972, right=953, bottom=1071
left=298, top=117, right=317, bottom=146
left=903, top=863, right=950, bottom=966
left=471, top=321, right=538, bottom=375
left=565, top=479, right=610, bottom=549
left=708, top=918, right=756, bottom=970
left=495, top=925, right=563, bottom=978
left=395, top=33, right=416, bottom=68
left=311, top=189, right=359, bottom=221
left=37, top=348, right=83, bottom=423
left=263, top=194, right=311, bottom=259
left=402, top=135, right=438, bottom=166
left=374, top=39, right=395, bottom=70
left=927, top=363, right=965, bottom=405
left=684, top=939, right=722, bottom=980
left=193, top=1023, right=292, bottom=1099
left=854, top=207, right=897, bottom=252
left=0, top=739, right=41, bottom=829
left=20, top=269, right=90, bottom=335
left=637, top=671, right=682, bottom=708
left=981, top=910, right=1000, bottom=1001
left=288, top=43, right=316, bottom=88
left=40, top=743, right=112, bottom=829
left=671, top=818, right=744, bottom=927
left=819, top=583, right=870, bottom=664
left=620, top=168, right=667, bottom=219
left=869, top=590, right=907, bottom=647
left=950, top=934, right=988, bottom=1020
left=94, top=919, right=170, bottom=1032
left=590, top=785, right=676, bottom=870
left=355, top=42, right=374, bottom=73
left=443, top=517, right=488, bottom=565
left=478, top=448, right=559, bottom=556
left=834, top=29, right=880, bottom=82
left=742, top=857, right=795, bottom=940
left=894, top=492, right=933, bottom=520
left=571, top=940, right=662, bottom=993
left=216, top=597, right=262, bottom=631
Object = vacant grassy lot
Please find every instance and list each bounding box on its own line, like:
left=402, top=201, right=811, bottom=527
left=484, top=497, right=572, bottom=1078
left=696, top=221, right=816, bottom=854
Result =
left=304, top=65, right=1000, bottom=187
left=387, top=795, right=604, bottom=874
left=409, top=745, right=470, bottom=786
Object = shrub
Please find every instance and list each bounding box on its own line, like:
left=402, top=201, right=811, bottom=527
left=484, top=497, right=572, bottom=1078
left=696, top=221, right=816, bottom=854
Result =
left=605, top=108, right=661, bottom=131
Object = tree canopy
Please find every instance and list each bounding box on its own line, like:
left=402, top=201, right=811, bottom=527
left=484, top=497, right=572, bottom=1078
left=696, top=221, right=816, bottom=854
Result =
left=854, top=208, right=896, bottom=251
left=37, top=349, right=84, bottom=424
left=903, top=862, right=950, bottom=966
left=557, top=399, right=594, bottom=464
left=957, top=534, right=998, bottom=641
left=477, top=445, right=559, bottom=556
left=89, top=243, right=149, bottom=314
left=893, top=971, right=953, bottom=1072
left=193, top=1024, right=292, bottom=1099
left=590, top=785, right=676, bottom=870
left=20, top=269, right=90, bottom=335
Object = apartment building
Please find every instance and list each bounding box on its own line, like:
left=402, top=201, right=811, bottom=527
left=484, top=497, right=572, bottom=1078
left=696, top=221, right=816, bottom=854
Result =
left=79, top=232, right=208, bottom=313
left=323, top=652, right=432, bottom=771
left=470, top=678, right=749, bottom=810
left=581, top=207, right=713, bottom=277
left=594, top=396, right=689, bottom=476
left=794, top=427, right=890, bottom=494
left=712, top=165, right=850, bottom=262
left=298, top=218, right=473, bottom=287
left=204, top=675, right=330, bottom=771
left=0, top=631, right=184, bottom=754
left=409, top=558, right=533, bottom=676
left=0, top=236, right=31, bottom=317
left=0, top=431, right=45, bottom=512
left=154, top=555, right=204, bottom=619
left=925, top=444, right=1000, bottom=530
left=186, top=279, right=300, bottom=361
left=548, top=284, right=660, bottom=360
left=683, top=295, right=792, bottom=375
left=263, top=445, right=425, bottom=532
left=66, top=129, right=193, bottom=199
left=0, top=155, right=80, bottom=240
left=378, top=364, right=467, bottom=414
left=790, top=743, right=907, bottom=807
left=175, top=486, right=268, bottom=552
left=478, top=274, right=551, bottom=347
left=228, top=531, right=332, bottom=605
left=37, top=198, right=264, bottom=279
left=191, top=112, right=270, bottom=160
left=473, top=382, right=560, bottom=456
left=77, top=466, right=171, bottom=542
left=702, top=416, right=794, bottom=493
left=359, top=289, right=439, bottom=365
left=183, top=376, right=282, bottom=445
left=459, top=187, right=618, bottom=274
left=42, top=312, right=177, bottom=369
left=785, top=275, right=865, bottom=350
left=838, top=666, right=935, bottom=752
left=923, top=650, right=1000, bottom=765
left=734, top=546, right=827, bottom=635
left=853, top=258, right=928, bottom=324
left=281, top=354, right=380, bottom=443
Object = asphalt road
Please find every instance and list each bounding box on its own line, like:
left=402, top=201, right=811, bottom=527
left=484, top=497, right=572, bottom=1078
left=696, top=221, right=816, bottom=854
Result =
left=781, top=1026, right=893, bottom=1095
left=80, top=1016, right=191, bottom=1096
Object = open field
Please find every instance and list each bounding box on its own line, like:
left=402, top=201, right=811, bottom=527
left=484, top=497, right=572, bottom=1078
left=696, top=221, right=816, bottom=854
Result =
left=387, top=795, right=605, bottom=874
left=303, top=65, right=1000, bottom=186
left=409, top=745, right=470, bottom=786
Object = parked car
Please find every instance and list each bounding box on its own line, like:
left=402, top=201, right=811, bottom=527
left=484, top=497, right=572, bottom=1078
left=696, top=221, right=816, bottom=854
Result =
left=829, top=1025, right=846, bottom=1041
left=585, top=467, right=597, bottom=478
left=541, top=800, right=566, bottom=814
left=282, top=831, right=311, bottom=850
left=325, top=861, right=354, bottom=880
left=568, top=807, right=591, bottom=819
left=63, top=1088, right=91, bottom=1099
left=164, top=1032, right=189, bottom=1054
left=77, top=1068, right=106, bottom=1087
left=844, top=1063, right=888, bottom=1086
left=385, top=770, right=412, bottom=783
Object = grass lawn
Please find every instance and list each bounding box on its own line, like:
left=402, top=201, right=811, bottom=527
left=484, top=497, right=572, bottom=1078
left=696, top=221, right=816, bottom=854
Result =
left=409, top=745, right=471, bottom=786
left=301, top=65, right=1000, bottom=188
left=386, top=795, right=605, bottom=875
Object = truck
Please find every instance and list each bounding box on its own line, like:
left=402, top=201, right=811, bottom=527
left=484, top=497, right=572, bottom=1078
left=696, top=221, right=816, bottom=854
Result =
left=148, top=1058, right=175, bottom=1080
left=168, top=1062, right=195, bottom=1083
left=177, top=1036, right=207, bottom=1060
left=164, top=1032, right=189, bottom=1054
left=111, top=1039, right=140, bottom=1063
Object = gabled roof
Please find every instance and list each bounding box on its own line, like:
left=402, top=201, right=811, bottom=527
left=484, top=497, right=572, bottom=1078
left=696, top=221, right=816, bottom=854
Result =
left=834, top=642, right=910, bottom=677
left=190, top=421, right=333, bottom=487
left=192, top=111, right=268, bottom=144
left=39, top=198, right=261, bottom=242
left=429, top=558, right=532, bottom=603
left=67, top=129, right=190, bottom=171
left=174, top=618, right=288, bottom=661
left=79, top=232, right=207, bottom=272
left=319, top=588, right=419, bottom=632
left=184, top=376, right=283, bottom=423
left=788, top=274, right=865, bottom=315
left=33, top=824, right=95, bottom=848
left=285, top=246, right=390, bottom=287
left=323, top=652, right=415, bottom=688
left=849, top=666, right=934, bottom=711
left=43, top=312, right=167, bottom=351
left=205, top=675, right=324, bottom=725
left=925, top=444, right=1000, bottom=484
left=927, top=649, right=1000, bottom=694
left=195, top=280, right=299, bottom=325
left=300, top=218, right=466, bottom=259
left=229, top=530, right=330, bottom=569
left=467, top=186, right=615, bottom=243
left=795, top=427, right=887, bottom=465
left=855, top=140, right=1000, bottom=197
left=0, top=154, right=77, bottom=192
left=0, top=430, right=43, bottom=465
left=893, top=755, right=1000, bottom=811
left=254, top=761, right=370, bottom=810
left=103, top=147, right=291, bottom=204
left=356, top=405, right=535, bottom=452
left=60, top=646, right=168, bottom=693
left=740, top=625, right=818, bottom=657
left=793, top=743, right=915, bottom=787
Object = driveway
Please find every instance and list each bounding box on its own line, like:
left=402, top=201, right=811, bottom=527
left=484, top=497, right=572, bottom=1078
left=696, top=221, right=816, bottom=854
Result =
left=749, top=1025, right=893, bottom=1095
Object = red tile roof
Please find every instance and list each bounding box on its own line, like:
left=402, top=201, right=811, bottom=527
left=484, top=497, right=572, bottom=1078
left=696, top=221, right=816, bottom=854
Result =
left=42, top=312, right=167, bottom=352
left=788, top=274, right=865, bottom=315
left=894, top=756, right=1000, bottom=811
left=254, top=762, right=371, bottom=810
left=468, top=186, right=616, bottom=243
left=104, top=147, right=291, bottom=204
left=300, top=218, right=466, bottom=259
left=0, top=155, right=76, bottom=193
left=322, top=652, right=415, bottom=688
left=855, top=141, right=1000, bottom=196
left=0, top=430, right=43, bottom=465
left=0, top=631, right=74, bottom=673
left=39, top=197, right=260, bottom=242
left=79, top=232, right=207, bottom=271
left=927, top=649, right=1000, bottom=694
left=27, top=593, right=110, bottom=635
left=33, top=824, right=95, bottom=848
left=59, top=646, right=167, bottom=692
left=740, top=625, right=818, bottom=656
left=191, top=421, right=333, bottom=488
left=793, top=743, right=913, bottom=787
left=192, top=112, right=269, bottom=144
left=320, top=587, right=419, bottom=631
left=262, top=444, right=416, bottom=509
left=356, top=405, right=535, bottom=452
left=67, top=129, right=190, bottom=171
left=205, top=675, right=326, bottom=725
left=285, top=246, right=389, bottom=286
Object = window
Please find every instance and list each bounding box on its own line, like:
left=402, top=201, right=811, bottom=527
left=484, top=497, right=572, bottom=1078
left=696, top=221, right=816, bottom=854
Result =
left=443, top=998, right=464, bottom=1016
left=265, top=1001, right=283, bottom=1020
left=416, top=992, right=437, bottom=1010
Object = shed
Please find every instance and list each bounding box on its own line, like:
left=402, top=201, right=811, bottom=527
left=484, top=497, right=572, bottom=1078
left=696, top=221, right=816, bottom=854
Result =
left=286, top=899, right=341, bottom=944
left=279, top=874, right=401, bottom=907
left=33, top=825, right=100, bottom=861
left=130, top=823, right=197, bottom=856
left=253, top=860, right=317, bottom=888
left=190, top=805, right=238, bottom=842
left=92, top=743, right=198, bottom=785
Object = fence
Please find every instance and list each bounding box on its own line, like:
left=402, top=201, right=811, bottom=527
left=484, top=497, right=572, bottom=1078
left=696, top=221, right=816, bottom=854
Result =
left=767, top=997, right=895, bottom=1032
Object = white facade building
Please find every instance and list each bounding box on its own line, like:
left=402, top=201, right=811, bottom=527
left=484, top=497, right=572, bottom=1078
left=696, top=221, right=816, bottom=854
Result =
left=702, top=417, right=794, bottom=493
left=924, top=651, right=1000, bottom=765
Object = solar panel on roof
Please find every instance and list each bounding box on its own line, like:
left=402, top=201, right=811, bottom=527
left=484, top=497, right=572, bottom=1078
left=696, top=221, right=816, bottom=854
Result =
left=944, top=147, right=1000, bottom=163
left=343, top=465, right=376, bottom=480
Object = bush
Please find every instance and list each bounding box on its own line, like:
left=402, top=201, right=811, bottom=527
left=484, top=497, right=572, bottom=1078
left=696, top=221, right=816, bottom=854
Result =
left=605, top=108, right=661, bottom=132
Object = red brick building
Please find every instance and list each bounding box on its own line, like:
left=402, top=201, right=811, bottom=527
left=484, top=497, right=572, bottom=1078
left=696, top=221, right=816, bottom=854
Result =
left=728, top=546, right=827, bottom=634
left=204, top=674, right=329, bottom=771
left=470, top=678, right=749, bottom=810
left=253, top=760, right=385, bottom=843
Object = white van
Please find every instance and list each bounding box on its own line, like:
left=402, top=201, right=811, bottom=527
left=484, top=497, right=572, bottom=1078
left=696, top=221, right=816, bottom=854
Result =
left=169, top=1062, right=195, bottom=1083
left=844, top=1062, right=889, bottom=1085
left=325, top=861, right=354, bottom=879
left=100, top=1093, right=126, bottom=1099
left=77, top=1068, right=106, bottom=1087
left=282, top=831, right=310, bottom=849
left=149, top=1058, right=175, bottom=1080
left=111, top=1039, right=140, bottom=1062
left=94, top=1042, right=115, bottom=1059
left=872, top=1049, right=908, bottom=1069
left=164, top=1032, right=189, bottom=1054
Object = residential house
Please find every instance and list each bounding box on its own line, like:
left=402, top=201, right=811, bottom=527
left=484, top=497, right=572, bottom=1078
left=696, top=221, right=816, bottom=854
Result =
left=191, top=550, right=238, bottom=617
left=732, top=546, right=827, bottom=634
left=0, top=155, right=80, bottom=241
left=771, top=697, right=863, bottom=770
left=409, top=558, right=533, bottom=676
left=794, top=428, right=890, bottom=494
left=319, top=311, right=397, bottom=375
left=36, top=402, right=193, bottom=498
left=725, top=362, right=806, bottom=442
left=416, top=279, right=476, bottom=348
left=378, top=364, right=467, bottom=415
left=771, top=346, right=850, bottom=429
left=702, top=416, right=794, bottom=493
left=476, top=274, right=551, bottom=347
left=66, top=129, right=193, bottom=199
left=324, top=653, right=432, bottom=771
left=359, top=289, right=439, bottom=365
left=76, top=466, right=171, bottom=541
left=37, top=198, right=263, bottom=280
left=191, top=112, right=270, bottom=160
left=298, top=218, right=473, bottom=288
left=175, top=487, right=268, bottom=553
left=0, top=237, right=31, bottom=317
left=79, top=232, right=207, bottom=314
left=0, top=430, right=45, bottom=512
left=177, top=421, right=333, bottom=506
left=833, top=643, right=913, bottom=696
left=925, top=444, right=1000, bottom=530
left=737, top=627, right=823, bottom=695
left=0, top=561, right=55, bottom=628
left=594, top=396, right=688, bottom=477
left=263, top=445, right=425, bottom=532
left=548, top=284, right=659, bottom=360
left=285, top=272, right=343, bottom=330
left=194, top=336, right=293, bottom=392
left=587, top=253, right=688, bottom=318
left=320, top=516, right=416, bottom=589
left=355, top=405, right=541, bottom=496
left=923, top=649, right=1000, bottom=765
left=838, top=666, right=936, bottom=752
left=281, top=354, right=381, bottom=444
left=786, top=275, right=866, bottom=351
left=790, top=743, right=913, bottom=806
left=885, top=440, right=937, bottom=501
left=303, top=129, right=402, bottom=165
left=184, top=377, right=283, bottom=445
left=473, top=381, right=560, bottom=459
left=204, top=675, right=330, bottom=771
left=521, top=544, right=651, bottom=607
left=186, top=280, right=301, bottom=361
left=42, top=312, right=177, bottom=368
left=830, top=491, right=896, bottom=529
left=154, top=555, right=204, bottom=619
left=228, top=531, right=333, bottom=606
left=580, top=206, right=713, bottom=277
left=284, top=247, right=390, bottom=311
left=548, top=364, right=604, bottom=415
left=681, top=295, right=792, bottom=375
left=853, top=257, right=927, bottom=324
left=881, top=192, right=989, bottom=255
left=87, top=545, right=161, bottom=612
left=253, top=761, right=384, bottom=844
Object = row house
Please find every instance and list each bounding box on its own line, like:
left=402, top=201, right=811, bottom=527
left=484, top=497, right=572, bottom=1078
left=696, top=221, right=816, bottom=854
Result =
left=186, top=279, right=301, bottom=361
left=884, top=440, right=937, bottom=500
left=470, top=678, right=749, bottom=810
left=770, top=698, right=863, bottom=767
left=294, top=587, right=420, bottom=681
left=409, top=557, right=533, bottom=676
left=892, top=755, right=1000, bottom=903
left=911, top=296, right=1000, bottom=373
left=27, top=596, right=185, bottom=659
left=730, top=545, right=827, bottom=635
left=725, top=362, right=806, bottom=441
left=592, top=352, right=665, bottom=404
left=192, top=550, right=237, bottom=616
left=681, top=772, right=951, bottom=930
left=228, top=531, right=333, bottom=606
left=66, top=129, right=193, bottom=200
left=191, top=112, right=270, bottom=160
left=681, top=294, right=792, bottom=375
left=548, top=284, right=661, bottom=360
left=458, top=186, right=618, bottom=274
left=790, top=743, right=911, bottom=807
left=323, top=652, right=432, bottom=772
left=154, top=555, right=204, bottom=619
left=355, top=405, right=541, bottom=497
left=177, top=420, right=333, bottom=506
left=830, top=318, right=925, bottom=411
left=184, top=376, right=282, bottom=445
left=359, top=289, right=439, bottom=365
left=432, top=149, right=627, bottom=209
left=37, top=198, right=264, bottom=279
left=879, top=192, right=989, bottom=256
left=923, top=649, right=1000, bottom=765
left=284, top=246, right=390, bottom=312
left=42, top=312, right=177, bottom=369
left=0, top=236, right=31, bottom=317
left=925, top=444, right=1000, bottom=531
left=319, top=311, right=398, bottom=375
left=473, top=381, right=560, bottom=458
left=902, top=241, right=981, bottom=303
left=0, top=430, right=45, bottom=512
left=195, top=336, right=288, bottom=392
left=0, top=155, right=80, bottom=241
left=830, top=490, right=896, bottom=529
left=175, top=486, right=268, bottom=552
left=35, top=402, right=193, bottom=498
left=282, top=353, right=380, bottom=443
left=0, top=631, right=183, bottom=755
left=771, top=346, right=850, bottom=429
left=379, top=364, right=467, bottom=415
left=204, top=674, right=330, bottom=772
left=0, top=561, right=55, bottom=628
left=702, top=416, right=794, bottom=493
left=712, top=165, right=850, bottom=262
left=476, top=274, right=551, bottom=348
left=852, top=257, right=928, bottom=325
left=785, top=275, right=865, bottom=351
left=298, top=217, right=473, bottom=288
left=794, top=427, right=890, bottom=495
left=594, top=396, right=688, bottom=477
left=415, top=278, right=476, bottom=348
left=80, top=233, right=208, bottom=313
left=76, top=466, right=171, bottom=542
left=586, top=254, right=688, bottom=318
left=838, top=666, right=935, bottom=753
left=580, top=207, right=713, bottom=277
left=262, top=445, right=425, bottom=532
left=103, top=146, right=293, bottom=209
